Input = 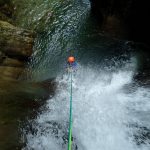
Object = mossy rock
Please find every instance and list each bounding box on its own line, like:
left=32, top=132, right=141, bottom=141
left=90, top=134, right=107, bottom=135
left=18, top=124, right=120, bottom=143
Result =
left=0, top=66, right=24, bottom=80
left=0, top=21, right=34, bottom=59
left=1, top=57, right=24, bottom=67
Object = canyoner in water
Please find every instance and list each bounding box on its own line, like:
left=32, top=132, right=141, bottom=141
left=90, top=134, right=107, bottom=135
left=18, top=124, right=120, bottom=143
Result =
left=66, top=56, right=77, bottom=73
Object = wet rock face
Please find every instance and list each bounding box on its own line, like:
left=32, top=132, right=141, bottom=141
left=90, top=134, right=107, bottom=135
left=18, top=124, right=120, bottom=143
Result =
left=0, top=21, right=34, bottom=59
left=0, top=79, right=56, bottom=149
left=0, top=1, right=56, bottom=149
left=89, top=0, right=150, bottom=44
left=0, top=0, right=34, bottom=81
left=0, top=21, right=34, bottom=80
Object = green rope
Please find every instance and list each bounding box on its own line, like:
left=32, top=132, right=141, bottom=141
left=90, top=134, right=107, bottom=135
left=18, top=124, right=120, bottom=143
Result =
left=68, top=71, right=73, bottom=150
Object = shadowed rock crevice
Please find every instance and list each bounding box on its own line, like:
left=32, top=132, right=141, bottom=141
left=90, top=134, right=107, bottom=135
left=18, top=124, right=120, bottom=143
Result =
left=0, top=0, right=14, bottom=23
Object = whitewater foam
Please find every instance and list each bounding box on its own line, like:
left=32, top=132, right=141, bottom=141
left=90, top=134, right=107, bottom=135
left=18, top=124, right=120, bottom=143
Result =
left=23, top=62, right=150, bottom=150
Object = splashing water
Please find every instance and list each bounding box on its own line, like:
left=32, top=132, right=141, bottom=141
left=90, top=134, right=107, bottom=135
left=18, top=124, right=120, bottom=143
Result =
left=23, top=60, right=150, bottom=150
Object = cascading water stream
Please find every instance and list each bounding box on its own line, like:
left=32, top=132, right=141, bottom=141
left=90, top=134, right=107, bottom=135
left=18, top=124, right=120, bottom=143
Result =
left=16, top=0, right=150, bottom=149
left=23, top=61, right=150, bottom=150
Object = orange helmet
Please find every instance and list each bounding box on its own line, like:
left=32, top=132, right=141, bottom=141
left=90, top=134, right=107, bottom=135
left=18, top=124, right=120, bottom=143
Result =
left=68, top=56, right=75, bottom=63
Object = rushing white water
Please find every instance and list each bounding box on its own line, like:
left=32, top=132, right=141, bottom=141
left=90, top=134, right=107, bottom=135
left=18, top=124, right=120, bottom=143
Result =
left=23, top=60, right=150, bottom=150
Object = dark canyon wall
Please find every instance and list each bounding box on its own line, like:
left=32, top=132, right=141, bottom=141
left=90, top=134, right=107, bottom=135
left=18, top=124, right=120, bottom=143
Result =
left=90, top=0, right=150, bottom=44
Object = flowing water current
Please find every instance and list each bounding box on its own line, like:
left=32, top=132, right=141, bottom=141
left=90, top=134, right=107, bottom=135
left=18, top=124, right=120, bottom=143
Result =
left=14, top=0, right=150, bottom=149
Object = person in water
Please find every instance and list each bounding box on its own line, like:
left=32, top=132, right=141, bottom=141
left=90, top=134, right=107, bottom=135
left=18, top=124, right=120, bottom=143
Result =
left=66, top=56, right=77, bottom=72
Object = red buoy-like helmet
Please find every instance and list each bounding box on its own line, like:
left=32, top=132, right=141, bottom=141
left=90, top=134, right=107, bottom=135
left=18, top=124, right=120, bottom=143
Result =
left=68, top=56, right=75, bottom=63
